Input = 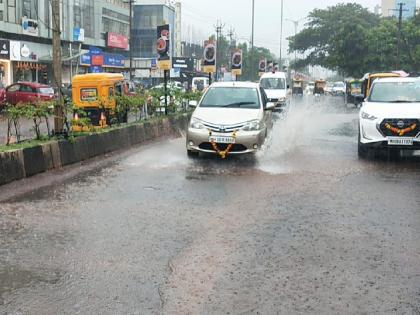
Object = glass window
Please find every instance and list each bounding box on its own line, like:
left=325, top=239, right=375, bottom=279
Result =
left=80, top=88, right=98, bottom=101
left=260, top=78, right=286, bottom=90
left=20, top=85, right=34, bottom=93
left=200, top=87, right=261, bottom=109
left=369, top=81, right=420, bottom=103
left=7, top=84, right=20, bottom=92
left=109, top=87, right=114, bottom=99
left=38, top=87, right=54, bottom=94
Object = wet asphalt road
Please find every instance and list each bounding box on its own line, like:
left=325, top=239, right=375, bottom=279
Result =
left=0, top=97, right=419, bottom=315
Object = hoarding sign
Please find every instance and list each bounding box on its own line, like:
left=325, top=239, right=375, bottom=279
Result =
left=231, top=49, right=242, bottom=76
left=106, top=32, right=128, bottom=50
left=172, top=57, right=193, bottom=71
left=258, top=58, right=266, bottom=76
left=202, top=40, right=216, bottom=73
left=156, top=24, right=171, bottom=70
left=22, top=17, right=39, bottom=36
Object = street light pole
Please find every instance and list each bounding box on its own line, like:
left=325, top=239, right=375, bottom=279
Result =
left=279, top=0, right=284, bottom=67
left=129, top=0, right=133, bottom=81
left=251, top=0, right=255, bottom=81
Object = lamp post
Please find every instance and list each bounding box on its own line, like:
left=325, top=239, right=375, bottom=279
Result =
left=279, top=0, right=284, bottom=67
left=250, top=0, right=255, bottom=81
left=286, top=17, right=305, bottom=69
left=123, top=0, right=134, bottom=80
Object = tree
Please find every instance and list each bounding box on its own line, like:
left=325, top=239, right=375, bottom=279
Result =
left=288, top=3, right=379, bottom=77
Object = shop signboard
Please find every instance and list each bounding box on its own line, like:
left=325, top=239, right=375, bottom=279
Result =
left=103, top=53, right=125, bottom=68
left=106, top=32, right=128, bottom=50
left=91, top=55, right=104, bottom=66
left=231, top=49, right=242, bottom=76
left=80, top=54, right=91, bottom=65
left=0, top=40, right=10, bottom=60
left=156, top=24, right=171, bottom=70
left=22, top=17, right=39, bottom=36
left=73, top=28, right=85, bottom=42
left=10, top=41, right=21, bottom=61
left=202, top=40, right=216, bottom=73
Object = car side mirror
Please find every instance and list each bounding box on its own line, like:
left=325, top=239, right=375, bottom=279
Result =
left=265, top=102, right=276, bottom=110
left=189, top=100, right=198, bottom=107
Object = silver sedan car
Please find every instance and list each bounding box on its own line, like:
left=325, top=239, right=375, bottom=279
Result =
left=186, top=81, right=275, bottom=157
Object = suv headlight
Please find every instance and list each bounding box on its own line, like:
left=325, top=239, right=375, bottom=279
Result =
left=361, top=111, right=377, bottom=121
left=242, top=120, right=263, bottom=131
left=190, top=117, right=205, bottom=129
left=278, top=97, right=286, bottom=103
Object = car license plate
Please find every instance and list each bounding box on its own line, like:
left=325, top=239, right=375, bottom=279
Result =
left=387, top=137, right=413, bottom=146
left=209, top=136, right=235, bottom=144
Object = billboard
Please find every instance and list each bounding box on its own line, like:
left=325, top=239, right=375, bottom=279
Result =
left=202, top=40, right=216, bottom=73
left=231, top=49, right=243, bottom=76
left=156, top=24, right=171, bottom=70
left=107, top=32, right=128, bottom=50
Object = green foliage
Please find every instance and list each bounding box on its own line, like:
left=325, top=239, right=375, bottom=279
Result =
left=289, top=3, right=420, bottom=77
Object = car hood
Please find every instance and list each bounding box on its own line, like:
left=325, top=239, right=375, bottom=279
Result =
left=361, top=102, right=420, bottom=118
left=193, top=107, right=262, bottom=125
left=264, top=89, right=286, bottom=99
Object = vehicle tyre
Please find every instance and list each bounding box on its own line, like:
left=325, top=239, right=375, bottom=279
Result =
left=187, top=150, right=199, bottom=158
left=358, top=134, right=370, bottom=159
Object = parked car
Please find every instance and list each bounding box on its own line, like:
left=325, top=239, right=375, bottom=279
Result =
left=259, top=72, right=289, bottom=110
left=186, top=81, right=275, bottom=157
left=5, top=82, right=55, bottom=105
left=306, top=81, right=315, bottom=94
left=358, top=77, right=420, bottom=158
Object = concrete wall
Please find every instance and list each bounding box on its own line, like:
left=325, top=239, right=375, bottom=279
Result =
left=0, top=114, right=189, bottom=186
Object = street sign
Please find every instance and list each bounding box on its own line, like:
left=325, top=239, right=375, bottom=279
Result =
left=203, top=40, right=216, bottom=73
left=172, top=57, right=194, bottom=71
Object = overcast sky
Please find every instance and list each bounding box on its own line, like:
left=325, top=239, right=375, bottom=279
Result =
left=180, top=0, right=377, bottom=58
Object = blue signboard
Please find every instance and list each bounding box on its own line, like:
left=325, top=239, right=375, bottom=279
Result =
left=89, top=66, right=103, bottom=73
left=73, top=28, right=85, bottom=42
left=89, top=46, right=103, bottom=55
left=80, top=54, right=91, bottom=65
left=103, top=53, right=125, bottom=67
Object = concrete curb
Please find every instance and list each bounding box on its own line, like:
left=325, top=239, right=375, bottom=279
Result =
left=0, top=114, right=189, bottom=186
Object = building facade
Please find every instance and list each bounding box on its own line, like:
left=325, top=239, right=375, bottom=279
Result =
left=0, top=0, right=130, bottom=86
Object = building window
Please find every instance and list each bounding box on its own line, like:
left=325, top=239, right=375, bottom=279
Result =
left=7, top=0, right=16, bottom=23
left=22, top=0, right=38, bottom=19
left=73, top=0, right=94, bottom=38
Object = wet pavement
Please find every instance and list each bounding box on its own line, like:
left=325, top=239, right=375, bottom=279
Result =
left=0, top=96, right=419, bottom=314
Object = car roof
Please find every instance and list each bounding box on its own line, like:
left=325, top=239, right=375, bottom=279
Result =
left=374, top=77, right=418, bottom=83
left=260, top=72, right=287, bottom=79
left=15, top=81, right=50, bottom=88
left=210, top=81, right=260, bottom=89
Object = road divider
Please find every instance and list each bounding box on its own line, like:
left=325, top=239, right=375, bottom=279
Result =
left=0, top=113, right=190, bottom=186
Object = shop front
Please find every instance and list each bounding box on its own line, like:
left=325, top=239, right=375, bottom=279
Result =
left=10, top=41, right=52, bottom=84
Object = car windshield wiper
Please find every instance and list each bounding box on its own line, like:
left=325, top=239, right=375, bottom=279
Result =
left=222, top=102, right=256, bottom=107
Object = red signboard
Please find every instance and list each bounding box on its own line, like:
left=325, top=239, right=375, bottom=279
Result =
left=107, top=32, right=129, bottom=50
left=91, top=55, right=104, bottom=66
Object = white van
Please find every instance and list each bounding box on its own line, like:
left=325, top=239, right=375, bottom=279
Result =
left=260, top=72, right=289, bottom=109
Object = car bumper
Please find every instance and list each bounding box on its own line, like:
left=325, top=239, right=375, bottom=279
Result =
left=186, top=128, right=266, bottom=154
left=360, top=120, right=420, bottom=149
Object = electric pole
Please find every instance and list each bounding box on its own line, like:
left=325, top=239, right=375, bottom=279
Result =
left=396, top=2, right=405, bottom=69
left=214, top=20, right=225, bottom=81
left=129, top=0, right=133, bottom=81
left=52, top=0, right=64, bottom=134
left=227, top=27, right=235, bottom=69
left=250, top=0, right=255, bottom=81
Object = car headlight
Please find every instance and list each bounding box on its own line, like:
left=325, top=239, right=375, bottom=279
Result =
left=190, top=117, right=205, bottom=129
left=242, top=120, right=263, bottom=131
left=278, top=97, right=286, bottom=102
left=361, top=111, right=377, bottom=121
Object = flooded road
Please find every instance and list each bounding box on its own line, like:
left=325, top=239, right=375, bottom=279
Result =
left=1, top=97, right=419, bottom=314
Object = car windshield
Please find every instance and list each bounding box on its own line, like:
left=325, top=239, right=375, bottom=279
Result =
left=333, top=82, right=344, bottom=88
left=200, top=87, right=260, bottom=109
left=38, top=87, right=54, bottom=94
left=260, top=78, right=286, bottom=90
left=369, top=81, right=420, bottom=102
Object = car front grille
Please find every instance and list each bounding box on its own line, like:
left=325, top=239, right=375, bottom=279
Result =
left=379, top=118, right=420, bottom=137
left=199, top=142, right=248, bottom=152
left=203, top=122, right=245, bottom=133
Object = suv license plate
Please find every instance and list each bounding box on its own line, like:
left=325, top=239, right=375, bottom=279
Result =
left=209, top=136, right=235, bottom=144
left=387, top=137, right=413, bottom=146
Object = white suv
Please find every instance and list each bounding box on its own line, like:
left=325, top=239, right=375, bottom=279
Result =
left=358, top=77, right=420, bottom=158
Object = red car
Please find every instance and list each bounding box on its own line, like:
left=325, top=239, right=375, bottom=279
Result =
left=4, top=82, right=55, bottom=105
